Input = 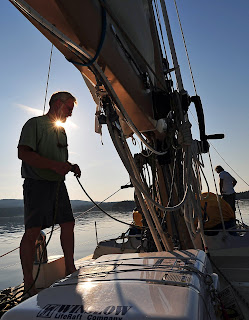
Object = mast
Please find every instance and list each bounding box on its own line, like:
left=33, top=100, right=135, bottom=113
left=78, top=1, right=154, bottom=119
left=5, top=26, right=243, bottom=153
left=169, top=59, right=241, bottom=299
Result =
left=159, top=0, right=184, bottom=92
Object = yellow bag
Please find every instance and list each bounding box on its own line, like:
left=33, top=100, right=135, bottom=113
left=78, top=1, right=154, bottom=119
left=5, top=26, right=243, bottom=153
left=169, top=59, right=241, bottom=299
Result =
left=200, top=192, right=235, bottom=229
left=133, top=210, right=143, bottom=227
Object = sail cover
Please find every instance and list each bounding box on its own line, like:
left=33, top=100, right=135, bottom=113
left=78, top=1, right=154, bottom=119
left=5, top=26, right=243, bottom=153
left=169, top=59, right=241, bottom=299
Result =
left=11, top=0, right=166, bottom=133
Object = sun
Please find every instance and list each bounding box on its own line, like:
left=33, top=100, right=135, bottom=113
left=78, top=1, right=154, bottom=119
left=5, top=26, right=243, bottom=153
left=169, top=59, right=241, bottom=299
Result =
left=55, top=120, right=65, bottom=128
left=54, top=119, right=77, bottom=130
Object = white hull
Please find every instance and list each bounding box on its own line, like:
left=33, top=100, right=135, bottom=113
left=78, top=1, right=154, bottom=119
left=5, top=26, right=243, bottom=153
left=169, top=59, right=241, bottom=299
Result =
left=2, top=250, right=218, bottom=320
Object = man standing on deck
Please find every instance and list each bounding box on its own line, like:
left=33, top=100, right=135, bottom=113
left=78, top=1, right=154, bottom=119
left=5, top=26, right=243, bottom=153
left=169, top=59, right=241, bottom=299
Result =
left=215, top=165, right=237, bottom=212
left=17, top=91, right=81, bottom=296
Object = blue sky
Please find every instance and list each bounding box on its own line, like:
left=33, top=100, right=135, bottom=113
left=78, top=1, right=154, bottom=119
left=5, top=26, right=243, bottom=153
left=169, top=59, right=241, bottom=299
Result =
left=1, top=0, right=249, bottom=202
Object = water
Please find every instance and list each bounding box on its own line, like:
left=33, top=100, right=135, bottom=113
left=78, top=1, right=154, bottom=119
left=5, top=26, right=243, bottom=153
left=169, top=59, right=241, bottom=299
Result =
left=0, top=200, right=249, bottom=291
left=0, top=210, right=132, bottom=291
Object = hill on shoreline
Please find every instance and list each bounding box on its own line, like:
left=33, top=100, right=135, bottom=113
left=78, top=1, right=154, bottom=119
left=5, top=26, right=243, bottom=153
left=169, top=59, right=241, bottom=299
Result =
left=1, top=191, right=248, bottom=217
left=236, top=191, right=249, bottom=200
left=0, top=199, right=135, bottom=217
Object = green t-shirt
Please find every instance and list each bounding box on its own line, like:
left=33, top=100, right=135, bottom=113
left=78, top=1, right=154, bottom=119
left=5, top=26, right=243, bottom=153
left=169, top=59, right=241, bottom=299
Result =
left=18, top=115, right=68, bottom=181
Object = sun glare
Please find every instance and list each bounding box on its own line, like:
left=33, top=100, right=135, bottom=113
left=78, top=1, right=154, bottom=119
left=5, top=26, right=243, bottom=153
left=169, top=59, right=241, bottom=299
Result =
left=54, top=119, right=77, bottom=130
left=55, top=120, right=65, bottom=128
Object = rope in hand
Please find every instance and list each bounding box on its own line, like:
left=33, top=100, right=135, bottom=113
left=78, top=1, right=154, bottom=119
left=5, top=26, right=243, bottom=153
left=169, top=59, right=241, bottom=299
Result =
left=76, top=176, right=147, bottom=229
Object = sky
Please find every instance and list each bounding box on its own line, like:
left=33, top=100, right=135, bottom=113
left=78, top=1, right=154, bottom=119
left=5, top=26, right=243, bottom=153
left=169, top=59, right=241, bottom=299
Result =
left=0, top=1, right=249, bottom=202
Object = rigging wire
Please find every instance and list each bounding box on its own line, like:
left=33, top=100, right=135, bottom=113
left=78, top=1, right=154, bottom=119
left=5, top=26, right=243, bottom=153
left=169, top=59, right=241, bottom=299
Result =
left=173, top=0, right=197, bottom=95
left=236, top=200, right=245, bottom=225
left=153, top=0, right=174, bottom=84
left=43, top=43, right=53, bottom=115
left=0, top=248, right=19, bottom=259
left=199, top=164, right=210, bottom=195
left=210, top=143, right=249, bottom=188
left=153, top=0, right=168, bottom=59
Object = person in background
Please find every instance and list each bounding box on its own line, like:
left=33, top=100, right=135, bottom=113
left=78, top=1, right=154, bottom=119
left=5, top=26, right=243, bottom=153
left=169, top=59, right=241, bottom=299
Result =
left=18, top=91, right=81, bottom=296
left=215, top=165, right=237, bottom=212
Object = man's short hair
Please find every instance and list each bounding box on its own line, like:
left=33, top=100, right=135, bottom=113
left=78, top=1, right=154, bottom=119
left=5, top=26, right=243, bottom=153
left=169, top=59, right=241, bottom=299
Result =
left=49, top=92, right=77, bottom=107
left=215, top=165, right=224, bottom=172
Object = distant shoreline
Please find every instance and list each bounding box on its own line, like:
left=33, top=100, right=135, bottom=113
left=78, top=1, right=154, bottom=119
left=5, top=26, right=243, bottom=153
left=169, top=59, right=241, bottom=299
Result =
left=1, top=194, right=249, bottom=218
left=0, top=199, right=135, bottom=217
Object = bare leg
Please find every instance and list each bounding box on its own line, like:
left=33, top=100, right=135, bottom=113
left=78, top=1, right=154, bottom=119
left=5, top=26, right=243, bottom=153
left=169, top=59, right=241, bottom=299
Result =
left=60, top=221, right=76, bottom=275
left=20, top=227, right=41, bottom=295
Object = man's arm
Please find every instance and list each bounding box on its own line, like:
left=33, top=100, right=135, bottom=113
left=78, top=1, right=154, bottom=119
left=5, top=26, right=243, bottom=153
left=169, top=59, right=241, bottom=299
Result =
left=66, top=161, right=81, bottom=178
left=232, top=177, right=237, bottom=187
left=219, top=179, right=224, bottom=195
left=18, top=145, right=72, bottom=176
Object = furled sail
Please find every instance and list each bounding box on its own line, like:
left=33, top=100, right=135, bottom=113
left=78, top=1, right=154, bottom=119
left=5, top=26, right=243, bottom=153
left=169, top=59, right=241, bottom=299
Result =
left=11, top=0, right=167, bottom=135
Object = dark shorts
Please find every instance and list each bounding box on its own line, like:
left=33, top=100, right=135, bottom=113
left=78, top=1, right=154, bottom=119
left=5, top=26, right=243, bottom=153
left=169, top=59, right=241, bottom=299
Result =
left=222, top=193, right=236, bottom=212
left=23, top=179, right=74, bottom=230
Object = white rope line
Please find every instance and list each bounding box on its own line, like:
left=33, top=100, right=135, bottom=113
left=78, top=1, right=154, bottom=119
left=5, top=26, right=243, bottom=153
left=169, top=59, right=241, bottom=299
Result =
left=43, top=43, right=53, bottom=115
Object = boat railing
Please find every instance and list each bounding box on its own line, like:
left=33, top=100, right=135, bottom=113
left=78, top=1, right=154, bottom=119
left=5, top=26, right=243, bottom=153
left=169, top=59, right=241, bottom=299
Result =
left=204, top=229, right=249, bottom=233
left=204, top=225, right=249, bottom=236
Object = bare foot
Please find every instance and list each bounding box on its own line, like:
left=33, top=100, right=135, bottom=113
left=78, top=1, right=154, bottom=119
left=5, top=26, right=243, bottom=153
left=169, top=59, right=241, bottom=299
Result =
left=24, top=283, right=38, bottom=298
left=66, top=267, right=77, bottom=276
